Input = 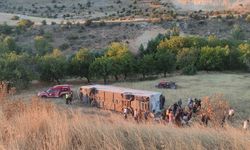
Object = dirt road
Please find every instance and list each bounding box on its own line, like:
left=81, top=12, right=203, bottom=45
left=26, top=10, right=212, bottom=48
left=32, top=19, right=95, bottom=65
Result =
left=0, top=12, right=160, bottom=26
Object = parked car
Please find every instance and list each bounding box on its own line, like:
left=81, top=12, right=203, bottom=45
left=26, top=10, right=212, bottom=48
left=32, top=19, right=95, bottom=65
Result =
left=37, top=84, right=72, bottom=98
left=155, top=81, right=177, bottom=89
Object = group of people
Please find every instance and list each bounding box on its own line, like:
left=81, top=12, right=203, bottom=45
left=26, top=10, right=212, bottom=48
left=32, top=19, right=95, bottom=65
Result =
left=122, top=97, right=249, bottom=131
left=123, top=107, right=151, bottom=123
left=161, top=98, right=202, bottom=126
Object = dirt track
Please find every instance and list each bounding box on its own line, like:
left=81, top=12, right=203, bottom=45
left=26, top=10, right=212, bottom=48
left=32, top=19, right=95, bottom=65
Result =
left=0, top=12, right=161, bottom=26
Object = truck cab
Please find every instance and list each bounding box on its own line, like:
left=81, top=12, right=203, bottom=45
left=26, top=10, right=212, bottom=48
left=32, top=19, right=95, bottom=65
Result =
left=37, top=84, right=72, bottom=98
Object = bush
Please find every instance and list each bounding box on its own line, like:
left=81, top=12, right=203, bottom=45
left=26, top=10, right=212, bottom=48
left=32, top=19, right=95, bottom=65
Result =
left=231, top=25, right=245, bottom=40
left=182, top=65, right=197, bottom=75
left=246, top=15, right=250, bottom=23
left=0, top=53, right=32, bottom=89
left=41, top=20, right=47, bottom=25
left=59, top=43, right=69, bottom=51
left=11, top=15, right=20, bottom=20
left=17, top=19, right=34, bottom=28
left=0, top=23, right=13, bottom=35
left=34, top=36, right=53, bottom=55
left=38, top=49, right=67, bottom=83
left=85, top=20, right=92, bottom=26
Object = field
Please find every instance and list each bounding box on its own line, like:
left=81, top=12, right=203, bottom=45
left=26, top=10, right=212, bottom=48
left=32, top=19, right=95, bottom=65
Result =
left=1, top=0, right=250, bottom=149
left=13, top=72, right=250, bottom=121
left=1, top=85, right=250, bottom=150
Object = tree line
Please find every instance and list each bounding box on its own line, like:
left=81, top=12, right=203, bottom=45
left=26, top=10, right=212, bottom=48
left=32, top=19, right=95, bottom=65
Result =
left=0, top=24, right=250, bottom=88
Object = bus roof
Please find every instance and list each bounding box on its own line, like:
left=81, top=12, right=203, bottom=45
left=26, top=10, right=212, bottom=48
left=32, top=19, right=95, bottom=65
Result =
left=80, top=84, right=162, bottom=97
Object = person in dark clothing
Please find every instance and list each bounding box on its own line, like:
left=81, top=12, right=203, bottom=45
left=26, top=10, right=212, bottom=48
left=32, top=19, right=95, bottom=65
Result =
left=201, top=114, right=210, bottom=126
left=69, top=91, right=73, bottom=104
left=161, top=109, right=166, bottom=120
left=160, top=95, right=165, bottom=110
left=173, top=103, right=178, bottom=116
left=144, top=111, right=149, bottom=120
left=177, top=99, right=182, bottom=108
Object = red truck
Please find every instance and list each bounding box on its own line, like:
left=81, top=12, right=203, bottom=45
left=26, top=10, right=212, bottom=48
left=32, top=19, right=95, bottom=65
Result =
left=37, top=84, right=72, bottom=98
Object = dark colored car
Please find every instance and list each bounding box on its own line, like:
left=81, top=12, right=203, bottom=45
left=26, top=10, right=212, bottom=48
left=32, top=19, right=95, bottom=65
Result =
left=155, top=81, right=177, bottom=89
left=37, top=84, right=72, bottom=98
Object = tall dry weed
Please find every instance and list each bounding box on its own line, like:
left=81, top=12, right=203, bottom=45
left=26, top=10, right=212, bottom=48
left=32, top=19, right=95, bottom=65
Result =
left=0, top=91, right=249, bottom=150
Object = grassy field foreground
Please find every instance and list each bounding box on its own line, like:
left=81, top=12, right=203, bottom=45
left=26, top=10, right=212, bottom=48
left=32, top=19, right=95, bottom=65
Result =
left=0, top=96, right=250, bottom=150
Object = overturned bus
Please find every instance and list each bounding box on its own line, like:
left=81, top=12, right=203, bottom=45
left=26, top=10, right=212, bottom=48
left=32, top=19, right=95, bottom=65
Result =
left=79, top=85, right=165, bottom=114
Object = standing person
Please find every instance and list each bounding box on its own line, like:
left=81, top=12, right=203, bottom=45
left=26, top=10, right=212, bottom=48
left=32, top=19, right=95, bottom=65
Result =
left=65, top=92, right=70, bottom=105
left=177, top=99, right=182, bottom=108
left=201, top=114, right=210, bottom=126
left=69, top=91, right=73, bottom=104
left=144, top=110, right=149, bottom=121
left=243, top=120, right=249, bottom=131
left=160, top=95, right=165, bottom=110
left=228, top=107, right=235, bottom=120
left=188, top=98, right=193, bottom=110
left=173, top=103, right=178, bottom=116
left=134, top=109, right=138, bottom=122
left=123, top=107, right=128, bottom=119
left=168, top=110, right=174, bottom=123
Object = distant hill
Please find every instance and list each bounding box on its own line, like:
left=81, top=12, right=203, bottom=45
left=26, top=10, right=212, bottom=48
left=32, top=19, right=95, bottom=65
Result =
left=174, top=0, right=250, bottom=11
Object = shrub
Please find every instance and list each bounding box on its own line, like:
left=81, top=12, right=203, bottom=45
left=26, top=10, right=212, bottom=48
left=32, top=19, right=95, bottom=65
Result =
left=231, top=25, right=245, bottom=40
left=11, top=15, right=20, bottom=20
left=182, top=65, right=197, bottom=75
left=246, top=15, right=250, bottom=23
left=17, top=19, right=34, bottom=31
left=59, top=43, right=70, bottom=51
left=0, top=23, right=13, bottom=35
left=41, top=20, right=47, bottom=25
left=85, top=19, right=92, bottom=26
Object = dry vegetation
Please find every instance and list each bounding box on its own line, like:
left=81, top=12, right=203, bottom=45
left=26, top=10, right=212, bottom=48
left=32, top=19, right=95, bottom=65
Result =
left=0, top=73, right=250, bottom=149
left=1, top=93, right=250, bottom=150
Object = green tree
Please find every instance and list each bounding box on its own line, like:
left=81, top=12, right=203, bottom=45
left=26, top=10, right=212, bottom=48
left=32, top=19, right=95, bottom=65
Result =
left=155, top=51, right=176, bottom=77
left=34, top=36, right=53, bottom=55
left=38, top=49, right=67, bottom=83
left=177, top=48, right=199, bottom=75
left=105, top=42, right=135, bottom=80
left=143, top=34, right=166, bottom=55
left=137, top=54, right=156, bottom=79
left=238, top=43, right=250, bottom=71
left=3, top=36, right=18, bottom=52
left=138, top=44, right=145, bottom=57
left=0, top=23, right=13, bottom=35
left=70, top=48, right=95, bottom=83
left=199, top=46, right=229, bottom=71
left=0, top=52, right=32, bottom=88
left=231, top=25, right=245, bottom=40
left=157, top=36, right=188, bottom=54
left=90, top=56, right=113, bottom=84
left=246, top=15, right=250, bottom=23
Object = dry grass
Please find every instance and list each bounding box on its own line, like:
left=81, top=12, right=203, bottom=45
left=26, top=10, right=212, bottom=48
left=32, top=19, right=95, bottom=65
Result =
left=0, top=94, right=250, bottom=150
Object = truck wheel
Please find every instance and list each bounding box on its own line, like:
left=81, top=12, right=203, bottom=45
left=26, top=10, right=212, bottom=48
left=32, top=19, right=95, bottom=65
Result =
left=41, top=95, right=47, bottom=98
left=60, top=94, right=66, bottom=98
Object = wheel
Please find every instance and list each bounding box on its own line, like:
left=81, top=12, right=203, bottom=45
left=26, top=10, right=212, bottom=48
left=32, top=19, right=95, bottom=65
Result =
left=60, top=94, right=66, bottom=98
left=41, top=95, right=47, bottom=98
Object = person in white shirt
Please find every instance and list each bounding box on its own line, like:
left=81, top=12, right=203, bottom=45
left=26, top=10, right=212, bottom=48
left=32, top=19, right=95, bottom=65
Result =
left=228, top=107, right=235, bottom=120
left=243, top=120, right=249, bottom=131
left=134, top=109, right=138, bottom=122
left=123, top=107, right=128, bottom=119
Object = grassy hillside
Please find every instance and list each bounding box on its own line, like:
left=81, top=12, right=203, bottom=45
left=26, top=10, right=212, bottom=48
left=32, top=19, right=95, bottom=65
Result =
left=0, top=97, right=249, bottom=150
